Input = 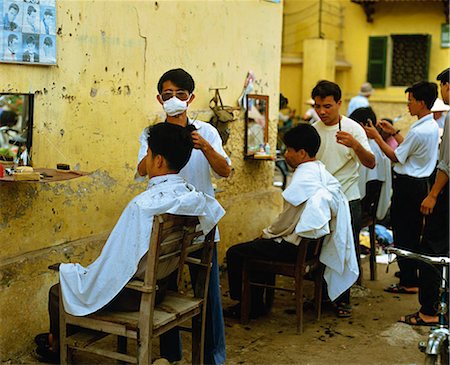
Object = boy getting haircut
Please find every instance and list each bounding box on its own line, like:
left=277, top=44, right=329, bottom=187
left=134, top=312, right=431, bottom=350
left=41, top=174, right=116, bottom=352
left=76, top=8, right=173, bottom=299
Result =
left=283, top=123, right=321, bottom=156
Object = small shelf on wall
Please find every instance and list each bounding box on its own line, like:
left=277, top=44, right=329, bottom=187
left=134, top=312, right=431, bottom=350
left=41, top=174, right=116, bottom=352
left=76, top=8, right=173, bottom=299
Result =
left=0, top=167, right=89, bottom=183
left=244, top=154, right=275, bottom=161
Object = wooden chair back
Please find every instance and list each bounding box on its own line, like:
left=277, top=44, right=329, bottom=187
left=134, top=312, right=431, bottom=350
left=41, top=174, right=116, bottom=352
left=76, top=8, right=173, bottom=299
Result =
left=58, top=213, right=216, bottom=365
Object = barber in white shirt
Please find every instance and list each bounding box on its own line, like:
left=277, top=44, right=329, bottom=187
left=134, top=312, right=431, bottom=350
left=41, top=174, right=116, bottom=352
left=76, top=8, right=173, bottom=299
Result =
left=364, top=81, right=439, bottom=295
left=136, top=68, right=231, bottom=365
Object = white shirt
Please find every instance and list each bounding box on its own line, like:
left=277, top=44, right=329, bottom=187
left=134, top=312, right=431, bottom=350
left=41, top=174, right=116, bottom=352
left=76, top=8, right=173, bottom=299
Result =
left=136, top=119, right=231, bottom=241
left=313, top=116, right=373, bottom=201
left=359, top=139, right=392, bottom=220
left=346, top=95, right=369, bottom=117
left=59, top=174, right=225, bottom=316
left=269, top=160, right=358, bottom=301
left=393, top=113, right=439, bottom=178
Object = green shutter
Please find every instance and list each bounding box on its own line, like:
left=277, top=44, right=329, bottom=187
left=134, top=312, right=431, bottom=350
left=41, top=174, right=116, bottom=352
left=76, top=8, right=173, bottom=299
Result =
left=367, top=36, right=387, bottom=88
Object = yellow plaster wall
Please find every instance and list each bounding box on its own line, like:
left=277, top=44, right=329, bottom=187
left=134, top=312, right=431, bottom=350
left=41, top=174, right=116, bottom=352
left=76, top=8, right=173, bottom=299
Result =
left=340, top=1, right=449, bottom=102
left=281, top=0, right=449, bottom=117
left=0, top=0, right=283, bottom=360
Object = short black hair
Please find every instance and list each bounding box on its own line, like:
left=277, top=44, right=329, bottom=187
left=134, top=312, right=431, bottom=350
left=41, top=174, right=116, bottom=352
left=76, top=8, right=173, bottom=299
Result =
left=44, top=9, right=53, bottom=16
left=157, top=68, right=195, bottom=94
left=437, top=68, right=450, bottom=85
left=312, top=80, right=341, bottom=102
left=8, top=3, right=19, bottom=13
left=405, top=81, right=438, bottom=110
left=283, top=123, right=321, bottom=157
left=7, top=34, right=18, bottom=44
left=43, top=37, right=53, bottom=46
left=147, top=123, right=193, bottom=171
left=27, top=5, right=36, bottom=15
left=349, top=107, right=377, bottom=126
left=0, top=110, right=18, bottom=127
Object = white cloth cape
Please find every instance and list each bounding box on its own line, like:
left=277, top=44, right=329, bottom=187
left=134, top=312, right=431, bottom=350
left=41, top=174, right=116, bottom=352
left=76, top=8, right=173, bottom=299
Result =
left=59, top=174, right=225, bottom=316
left=358, top=139, right=392, bottom=220
left=282, top=161, right=359, bottom=301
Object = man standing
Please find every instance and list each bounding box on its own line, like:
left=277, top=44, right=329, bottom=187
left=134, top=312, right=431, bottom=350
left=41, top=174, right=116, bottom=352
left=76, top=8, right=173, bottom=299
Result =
left=364, top=81, right=439, bottom=296
left=397, top=69, right=449, bottom=325
left=347, top=82, right=374, bottom=116
left=312, top=80, right=375, bottom=317
left=136, top=68, right=231, bottom=365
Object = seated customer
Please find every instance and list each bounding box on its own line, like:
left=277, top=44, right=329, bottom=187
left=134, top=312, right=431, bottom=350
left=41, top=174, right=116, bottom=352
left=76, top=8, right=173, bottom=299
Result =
left=35, top=123, right=225, bottom=362
left=226, top=124, right=359, bottom=318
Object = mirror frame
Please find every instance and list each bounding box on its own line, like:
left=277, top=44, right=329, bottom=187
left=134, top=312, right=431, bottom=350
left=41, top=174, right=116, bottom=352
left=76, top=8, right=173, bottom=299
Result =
left=244, top=94, right=269, bottom=158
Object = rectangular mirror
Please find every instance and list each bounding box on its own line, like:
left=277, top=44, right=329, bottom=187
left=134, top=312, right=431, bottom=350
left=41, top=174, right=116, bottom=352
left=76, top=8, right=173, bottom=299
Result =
left=245, top=94, right=269, bottom=157
left=0, top=93, right=34, bottom=166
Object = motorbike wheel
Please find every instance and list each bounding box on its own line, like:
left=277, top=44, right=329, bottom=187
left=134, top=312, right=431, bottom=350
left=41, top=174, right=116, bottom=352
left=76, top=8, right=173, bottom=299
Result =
left=273, top=164, right=287, bottom=190
left=424, top=344, right=449, bottom=365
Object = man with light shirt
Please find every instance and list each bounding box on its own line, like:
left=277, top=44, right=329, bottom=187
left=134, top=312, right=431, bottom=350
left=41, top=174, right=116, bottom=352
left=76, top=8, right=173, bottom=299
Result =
left=364, top=81, right=439, bottom=297
left=136, top=68, right=231, bottom=365
left=311, top=80, right=375, bottom=318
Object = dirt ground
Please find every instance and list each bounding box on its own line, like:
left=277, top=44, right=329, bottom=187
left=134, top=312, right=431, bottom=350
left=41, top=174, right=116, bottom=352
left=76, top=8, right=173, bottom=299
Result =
left=9, top=259, right=431, bottom=365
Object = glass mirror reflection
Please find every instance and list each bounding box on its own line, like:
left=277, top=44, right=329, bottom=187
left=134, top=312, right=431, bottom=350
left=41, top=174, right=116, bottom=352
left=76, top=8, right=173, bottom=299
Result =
left=245, top=94, right=269, bottom=156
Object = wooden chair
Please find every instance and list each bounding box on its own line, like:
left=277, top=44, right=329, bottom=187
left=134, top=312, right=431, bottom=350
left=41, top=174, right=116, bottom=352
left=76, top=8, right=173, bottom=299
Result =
left=240, top=237, right=325, bottom=334
left=56, top=214, right=216, bottom=365
left=360, top=180, right=383, bottom=281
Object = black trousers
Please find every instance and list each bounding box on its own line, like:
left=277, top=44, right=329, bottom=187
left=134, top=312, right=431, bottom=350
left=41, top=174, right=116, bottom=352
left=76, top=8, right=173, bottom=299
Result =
left=419, top=181, right=449, bottom=315
left=391, top=172, right=430, bottom=287
left=334, top=199, right=361, bottom=305
left=226, top=238, right=300, bottom=311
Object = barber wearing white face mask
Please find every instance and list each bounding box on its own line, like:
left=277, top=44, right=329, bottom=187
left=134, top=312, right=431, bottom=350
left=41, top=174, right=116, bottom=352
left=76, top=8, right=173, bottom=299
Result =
left=135, top=68, right=231, bottom=365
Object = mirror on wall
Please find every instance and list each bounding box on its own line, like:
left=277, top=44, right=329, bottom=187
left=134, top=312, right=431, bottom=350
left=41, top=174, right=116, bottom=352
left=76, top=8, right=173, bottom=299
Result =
left=0, top=94, right=34, bottom=165
left=244, top=94, right=269, bottom=157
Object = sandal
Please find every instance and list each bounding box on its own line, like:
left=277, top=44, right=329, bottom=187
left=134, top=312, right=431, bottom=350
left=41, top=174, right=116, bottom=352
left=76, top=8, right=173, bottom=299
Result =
left=399, top=312, right=439, bottom=326
left=335, top=302, right=352, bottom=318
left=384, top=283, right=418, bottom=294
left=34, top=333, right=51, bottom=349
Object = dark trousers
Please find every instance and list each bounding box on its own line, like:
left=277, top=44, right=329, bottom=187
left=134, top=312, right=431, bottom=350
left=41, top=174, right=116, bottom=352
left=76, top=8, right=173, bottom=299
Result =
left=334, top=199, right=361, bottom=304
left=391, top=172, right=429, bottom=287
left=419, top=181, right=449, bottom=316
left=226, top=238, right=300, bottom=311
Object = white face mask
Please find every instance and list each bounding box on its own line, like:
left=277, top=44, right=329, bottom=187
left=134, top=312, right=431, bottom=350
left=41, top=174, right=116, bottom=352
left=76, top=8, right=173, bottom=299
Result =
left=162, top=96, right=190, bottom=117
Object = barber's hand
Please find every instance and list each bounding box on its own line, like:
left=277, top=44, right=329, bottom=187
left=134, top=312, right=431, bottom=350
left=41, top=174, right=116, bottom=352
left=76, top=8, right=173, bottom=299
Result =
left=191, top=131, right=210, bottom=151
left=378, top=119, right=396, bottom=135
left=420, top=194, right=437, bottom=215
left=336, top=131, right=357, bottom=149
left=363, top=120, right=381, bottom=140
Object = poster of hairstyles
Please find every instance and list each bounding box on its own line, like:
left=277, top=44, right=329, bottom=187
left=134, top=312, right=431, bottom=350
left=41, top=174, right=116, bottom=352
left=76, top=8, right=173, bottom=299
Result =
left=0, top=0, right=56, bottom=65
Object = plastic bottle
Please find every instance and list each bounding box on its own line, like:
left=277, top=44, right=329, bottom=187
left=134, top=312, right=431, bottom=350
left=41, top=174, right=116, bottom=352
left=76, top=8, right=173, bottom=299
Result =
left=264, top=143, right=270, bottom=155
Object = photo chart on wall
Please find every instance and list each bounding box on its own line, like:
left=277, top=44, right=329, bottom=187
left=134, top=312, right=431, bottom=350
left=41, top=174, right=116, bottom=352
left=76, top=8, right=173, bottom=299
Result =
left=0, top=0, right=56, bottom=65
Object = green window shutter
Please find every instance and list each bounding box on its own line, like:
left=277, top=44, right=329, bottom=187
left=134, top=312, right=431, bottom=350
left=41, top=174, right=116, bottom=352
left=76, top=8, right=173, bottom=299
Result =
left=367, top=36, right=387, bottom=88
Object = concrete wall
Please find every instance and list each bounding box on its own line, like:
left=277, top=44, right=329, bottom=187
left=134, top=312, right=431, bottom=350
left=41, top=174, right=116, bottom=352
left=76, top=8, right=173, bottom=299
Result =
left=0, top=0, right=284, bottom=360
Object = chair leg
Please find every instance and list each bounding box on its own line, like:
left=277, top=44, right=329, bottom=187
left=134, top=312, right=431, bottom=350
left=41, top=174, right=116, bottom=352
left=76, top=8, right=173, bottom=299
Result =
left=369, top=223, right=377, bottom=280
left=192, top=313, right=204, bottom=365
left=117, top=336, right=127, bottom=364
left=58, top=287, right=68, bottom=365
left=240, top=261, right=250, bottom=325
left=295, top=276, right=304, bottom=334
left=314, top=267, right=324, bottom=321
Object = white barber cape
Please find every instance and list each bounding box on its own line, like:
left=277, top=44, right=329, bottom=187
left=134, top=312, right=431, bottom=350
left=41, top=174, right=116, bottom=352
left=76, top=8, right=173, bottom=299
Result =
left=282, top=161, right=359, bottom=301
left=59, top=174, right=225, bottom=316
